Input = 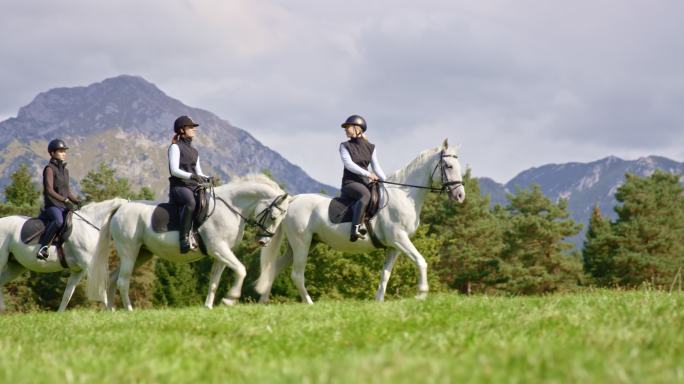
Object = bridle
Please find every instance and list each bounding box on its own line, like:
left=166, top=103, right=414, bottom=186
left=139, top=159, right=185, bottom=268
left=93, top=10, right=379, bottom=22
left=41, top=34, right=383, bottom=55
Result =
left=378, top=150, right=464, bottom=194
left=208, top=187, right=289, bottom=238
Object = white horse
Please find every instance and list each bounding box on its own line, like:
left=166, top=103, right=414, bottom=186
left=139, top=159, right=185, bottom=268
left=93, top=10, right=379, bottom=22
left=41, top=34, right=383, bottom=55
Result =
left=255, top=139, right=465, bottom=304
left=108, top=174, right=291, bottom=310
left=0, top=198, right=128, bottom=312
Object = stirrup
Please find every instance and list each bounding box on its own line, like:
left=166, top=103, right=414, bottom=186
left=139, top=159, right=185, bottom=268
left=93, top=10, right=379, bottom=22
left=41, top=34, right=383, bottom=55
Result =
left=37, top=246, right=49, bottom=260
left=350, top=225, right=366, bottom=242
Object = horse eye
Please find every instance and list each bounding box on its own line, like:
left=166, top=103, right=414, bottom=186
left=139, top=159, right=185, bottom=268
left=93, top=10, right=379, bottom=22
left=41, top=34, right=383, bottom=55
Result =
left=446, top=165, right=453, bottom=169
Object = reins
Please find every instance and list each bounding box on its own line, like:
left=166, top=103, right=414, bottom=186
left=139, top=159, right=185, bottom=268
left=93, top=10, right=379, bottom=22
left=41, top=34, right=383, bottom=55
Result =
left=72, top=210, right=101, bottom=231
left=205, top=182, right=287, bottom=237
left=377, top=151, right=463, bottom=194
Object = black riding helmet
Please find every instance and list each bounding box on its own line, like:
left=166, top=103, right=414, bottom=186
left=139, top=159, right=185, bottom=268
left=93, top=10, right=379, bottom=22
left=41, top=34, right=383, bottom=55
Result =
left=174, top=115, right=199, bottom=134
left=47, top=139, right=69, bottom=153
left=341, top=115, right=367, bottom=132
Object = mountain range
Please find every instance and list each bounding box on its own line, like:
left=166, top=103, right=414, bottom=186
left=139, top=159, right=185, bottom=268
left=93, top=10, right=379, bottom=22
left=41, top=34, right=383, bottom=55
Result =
left=2, top=75, right=683, bottom=248
left=0, top=75, right=336, bottom=199
left=478, top=156, right=684, bottom=247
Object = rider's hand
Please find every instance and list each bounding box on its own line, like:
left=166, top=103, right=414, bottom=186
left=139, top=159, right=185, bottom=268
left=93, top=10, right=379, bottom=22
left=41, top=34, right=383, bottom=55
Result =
left=64, top=198, right=77, bottom=210
left=190, top=173, right=203, bottom=183
left=369, top=174, right=380, bottom=182
left=204, top=175, right=215, bottom=185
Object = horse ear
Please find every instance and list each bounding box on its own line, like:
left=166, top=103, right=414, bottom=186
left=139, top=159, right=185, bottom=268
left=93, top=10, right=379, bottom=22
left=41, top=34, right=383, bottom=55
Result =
left=442, top=138, right=449, bottom=149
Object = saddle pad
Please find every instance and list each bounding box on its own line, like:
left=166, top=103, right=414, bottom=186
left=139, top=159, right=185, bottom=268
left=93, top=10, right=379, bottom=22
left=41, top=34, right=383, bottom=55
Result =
left=151, top=203, right=180, bottom=233
left=328, top=196, right=355, bottom=224
left=20, top=212, right=73, bottom=245
left=20, top=217, right=48, bottom=244
left=328, top=183, right=382, bottom=224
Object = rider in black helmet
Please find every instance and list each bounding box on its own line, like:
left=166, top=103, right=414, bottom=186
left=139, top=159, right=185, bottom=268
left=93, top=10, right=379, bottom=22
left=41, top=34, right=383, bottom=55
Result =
left=168, top=115, right=211, bottom=253
left=37, top=139, right=82, bottom=260
left=339, top=115, right=386, bottom=242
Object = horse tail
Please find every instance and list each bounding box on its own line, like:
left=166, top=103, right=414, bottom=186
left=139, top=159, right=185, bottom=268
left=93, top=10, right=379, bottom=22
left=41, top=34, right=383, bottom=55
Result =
left=254, top=224, right=285, bottom=295
left=86, top=203, right=121, bottom=303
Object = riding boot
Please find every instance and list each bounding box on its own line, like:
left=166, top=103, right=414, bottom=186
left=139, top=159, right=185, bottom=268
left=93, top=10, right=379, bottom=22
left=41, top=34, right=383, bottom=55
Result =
left=37, top=221, right=60, bottom=260
left=179, top=207, right=196, bottom=254
left=349, top=200, right=367, bottom=242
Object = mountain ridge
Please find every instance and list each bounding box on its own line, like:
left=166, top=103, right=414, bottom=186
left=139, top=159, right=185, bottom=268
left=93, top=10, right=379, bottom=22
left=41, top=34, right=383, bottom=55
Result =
left=0, top=75, right=336, bottom=197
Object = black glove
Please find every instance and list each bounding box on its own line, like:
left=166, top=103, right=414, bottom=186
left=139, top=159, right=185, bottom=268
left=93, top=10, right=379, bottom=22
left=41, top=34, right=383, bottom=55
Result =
left=190, top=173, right=203, bottom=183
left=64, top=198, right=77, bottom=210
left=75, top=200, right=83, bottom=210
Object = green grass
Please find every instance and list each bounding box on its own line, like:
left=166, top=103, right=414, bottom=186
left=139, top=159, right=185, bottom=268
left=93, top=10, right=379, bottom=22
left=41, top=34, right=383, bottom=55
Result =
left=1, top=290, right=683, bottom=383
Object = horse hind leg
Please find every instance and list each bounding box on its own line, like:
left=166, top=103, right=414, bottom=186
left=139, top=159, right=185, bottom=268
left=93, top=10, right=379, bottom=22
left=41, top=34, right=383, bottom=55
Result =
left=107, top=249, right=152, bottom=311
left=0, top=261, right=27, bottom=312
left=258, top=245, right=293, bottom=304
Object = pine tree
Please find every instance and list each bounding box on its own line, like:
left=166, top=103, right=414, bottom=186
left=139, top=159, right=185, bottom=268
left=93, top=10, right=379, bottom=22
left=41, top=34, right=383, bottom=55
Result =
left=610, top=171, right=684, bottom=288
left=3, top=164, right=40, bottom=207
left=423, top=171, right=505, bottom=294
left=582, top=205, right=619, bottom=286
left=498, top=184, right=583, bottom=294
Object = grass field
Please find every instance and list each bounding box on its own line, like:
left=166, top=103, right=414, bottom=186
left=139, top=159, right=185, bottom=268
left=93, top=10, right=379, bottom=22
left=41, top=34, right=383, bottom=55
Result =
left=1, top=290, right=683, bottom=383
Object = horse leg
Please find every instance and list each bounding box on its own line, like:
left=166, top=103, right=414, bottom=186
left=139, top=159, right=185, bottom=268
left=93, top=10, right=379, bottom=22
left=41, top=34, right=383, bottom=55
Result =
left=206, top=243, right=246, bottom=306
left=204, top=260, right=226, bottom=309
left=106, top=266, right=120, bottom=311
left=258, top=245, right=293, bottom=304
left=115, top=243, right=142, bottom=311
left=107, top=250, right=152, bottom=311
left=289, top=235, right=313, bottom=304
left=375, top=248, right=400, bottom=302
left=57, top=270, right=86, bottom=312
left=390, top=233, right=429, bottom=299
left=0, top=261, right=27, bottom=312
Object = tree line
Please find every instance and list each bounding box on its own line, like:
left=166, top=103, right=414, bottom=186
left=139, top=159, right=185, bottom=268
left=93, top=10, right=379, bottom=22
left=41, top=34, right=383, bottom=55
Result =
left=2, top=164, right=683, bottom=311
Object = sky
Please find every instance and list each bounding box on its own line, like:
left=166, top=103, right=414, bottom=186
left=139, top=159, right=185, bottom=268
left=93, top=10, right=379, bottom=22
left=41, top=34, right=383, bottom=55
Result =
left=2, top=0, right=683, bottom=186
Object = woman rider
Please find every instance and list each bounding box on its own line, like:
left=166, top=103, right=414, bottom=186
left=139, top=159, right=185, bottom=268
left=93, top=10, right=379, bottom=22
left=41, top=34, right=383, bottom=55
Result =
left=168, top=115, right=211, bottom=253
left=339, top=115, right=386, bottom=242
left=37, top=139, right=82, bottom=260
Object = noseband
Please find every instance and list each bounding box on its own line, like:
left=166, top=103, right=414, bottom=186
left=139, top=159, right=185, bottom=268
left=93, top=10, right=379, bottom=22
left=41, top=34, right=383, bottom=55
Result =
left=431, top=151, right=463, bottom=193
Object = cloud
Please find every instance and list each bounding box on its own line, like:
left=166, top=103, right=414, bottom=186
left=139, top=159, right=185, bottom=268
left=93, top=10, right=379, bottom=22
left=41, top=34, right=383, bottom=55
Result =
left=2, top=0, right=683, bottom=185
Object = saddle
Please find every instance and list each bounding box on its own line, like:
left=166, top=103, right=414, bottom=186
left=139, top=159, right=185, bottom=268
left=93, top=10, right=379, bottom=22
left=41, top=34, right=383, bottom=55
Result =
left=151, top=187, right=212, bottom=253
left=20, top=211, right=74, bottom=245
left=20, top=210, right=74, bottom=268
left=151, top=187, right=211, bottom=233
left=328, top=182, right=381, bottom=224
left=328, top=183, right=385, bottom=248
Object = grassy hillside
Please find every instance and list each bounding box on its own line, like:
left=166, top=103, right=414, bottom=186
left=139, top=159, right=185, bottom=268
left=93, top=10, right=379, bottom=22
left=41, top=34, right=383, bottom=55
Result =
left=1, top=291, right=682, bottom=383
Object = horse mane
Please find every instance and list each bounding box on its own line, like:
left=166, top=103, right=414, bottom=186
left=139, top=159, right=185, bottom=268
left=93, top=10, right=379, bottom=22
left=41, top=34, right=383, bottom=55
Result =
left=216, top=174, right=284, bottom=195
left=387, top=144, right=459, bottom=184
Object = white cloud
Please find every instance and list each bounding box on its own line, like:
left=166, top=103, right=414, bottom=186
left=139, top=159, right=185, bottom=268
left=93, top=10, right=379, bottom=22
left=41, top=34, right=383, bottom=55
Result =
left=2, top=0, right=684, bottom=185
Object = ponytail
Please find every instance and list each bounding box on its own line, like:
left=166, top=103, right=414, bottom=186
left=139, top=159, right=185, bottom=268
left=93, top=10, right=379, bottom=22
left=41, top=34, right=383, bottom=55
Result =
left=172, top=134, right=179, bottom=144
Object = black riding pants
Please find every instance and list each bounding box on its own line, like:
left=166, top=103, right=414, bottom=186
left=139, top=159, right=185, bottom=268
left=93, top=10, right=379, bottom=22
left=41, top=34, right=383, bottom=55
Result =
left=341, top=181, right=371, bottom=226
left=170, top=185, right=200, bottom=223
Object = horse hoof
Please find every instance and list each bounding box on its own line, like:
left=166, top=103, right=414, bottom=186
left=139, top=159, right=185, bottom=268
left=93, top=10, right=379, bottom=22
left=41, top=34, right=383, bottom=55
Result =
left=221, top=297, right=236, bottom=306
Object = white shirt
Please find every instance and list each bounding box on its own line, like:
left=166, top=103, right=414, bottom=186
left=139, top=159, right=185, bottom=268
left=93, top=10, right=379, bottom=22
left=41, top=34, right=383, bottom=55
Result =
left=339, top=144, right=386, bottom=180
left=168, top=144, right=208, bottom=179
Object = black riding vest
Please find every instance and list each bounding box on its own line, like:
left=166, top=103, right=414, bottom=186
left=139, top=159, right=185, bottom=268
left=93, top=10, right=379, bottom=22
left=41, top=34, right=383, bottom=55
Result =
left=44, top=158, right=70, bottom=209
left=169, top=136, right=199, bottom=187
left=341, top=138, right=375, bottom=186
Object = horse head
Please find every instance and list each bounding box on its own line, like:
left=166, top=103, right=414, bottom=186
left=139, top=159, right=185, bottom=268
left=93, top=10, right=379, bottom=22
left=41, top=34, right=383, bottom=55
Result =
left=436, top=139, right=466, bottom=203
left=254, top=193, right=291, bottom=246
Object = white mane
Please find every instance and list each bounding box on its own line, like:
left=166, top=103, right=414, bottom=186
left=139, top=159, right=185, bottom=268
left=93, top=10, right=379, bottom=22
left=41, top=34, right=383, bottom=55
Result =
left=216, top=173, right=284, bottom=196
